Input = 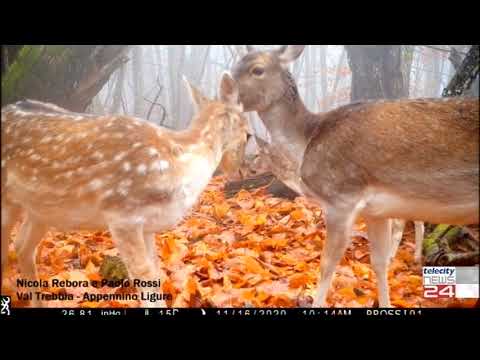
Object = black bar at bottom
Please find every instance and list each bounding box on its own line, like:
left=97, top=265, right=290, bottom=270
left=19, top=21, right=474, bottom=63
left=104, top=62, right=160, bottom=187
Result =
left=2, top=307, right=479, bottom=320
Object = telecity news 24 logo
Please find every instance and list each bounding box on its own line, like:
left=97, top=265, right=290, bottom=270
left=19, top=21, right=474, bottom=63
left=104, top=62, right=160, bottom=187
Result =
left=423, top=266, right=479, bottom=299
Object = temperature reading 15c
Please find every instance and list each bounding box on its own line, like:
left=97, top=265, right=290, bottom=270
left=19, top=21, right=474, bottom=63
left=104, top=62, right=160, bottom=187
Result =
left=158, top=309, right=179, bottom=316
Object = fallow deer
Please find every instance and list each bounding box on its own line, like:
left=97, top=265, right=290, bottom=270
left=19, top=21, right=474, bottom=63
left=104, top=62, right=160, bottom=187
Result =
left=1, top=73, right=248, bottom=307
left=232, top=45, right=479, bottom=307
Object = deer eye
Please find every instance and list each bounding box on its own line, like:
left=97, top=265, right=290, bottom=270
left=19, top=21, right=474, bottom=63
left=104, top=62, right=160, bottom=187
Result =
left=251, top=66, right=265, bottom=77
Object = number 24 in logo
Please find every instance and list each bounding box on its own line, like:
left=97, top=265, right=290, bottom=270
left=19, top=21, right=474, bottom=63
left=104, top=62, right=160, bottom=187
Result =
left=424, top=285, right=456, bottom=298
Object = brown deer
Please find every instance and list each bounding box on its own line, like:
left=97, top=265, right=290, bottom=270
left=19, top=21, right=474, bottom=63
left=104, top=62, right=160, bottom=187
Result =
left=232, top=45, right=479, bottom=307
left=1, top=73, right=248, bottom=307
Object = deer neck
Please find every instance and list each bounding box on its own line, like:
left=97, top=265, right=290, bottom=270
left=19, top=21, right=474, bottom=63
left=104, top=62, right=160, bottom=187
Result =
left=174, top=111, right=225, bottom=178
left=257, top=90, right=316, bottom=170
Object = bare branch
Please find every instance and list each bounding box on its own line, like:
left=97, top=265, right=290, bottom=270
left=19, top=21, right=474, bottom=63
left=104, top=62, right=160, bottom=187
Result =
left=422, top=45, right=468, bottom=55
left=145, top=81, right=164, bottom=121
left=143, top=78, right=167, bottom=125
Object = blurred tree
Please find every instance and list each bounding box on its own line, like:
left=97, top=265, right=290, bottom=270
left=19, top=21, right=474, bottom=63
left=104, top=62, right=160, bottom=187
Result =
left=345, top=45, right=407, bottom=101
left=318, top=45, right=327, bottom=111
left=132, top=45, right=145, bottom=116
left=443, top=45, right=479, bottom=97
left=402, top=45, right=415, bottom=95
left=1, top=45, right=130, bottom=111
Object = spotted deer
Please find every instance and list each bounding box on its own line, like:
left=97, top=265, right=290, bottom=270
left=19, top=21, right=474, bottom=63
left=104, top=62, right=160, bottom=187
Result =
left=1, top=73, right=248, bottom=308
left=232, top=45, right=479, bottom=307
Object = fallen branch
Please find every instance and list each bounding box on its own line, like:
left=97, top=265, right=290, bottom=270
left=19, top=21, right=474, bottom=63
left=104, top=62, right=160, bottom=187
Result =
left=224, top=172, right=299, bottom=200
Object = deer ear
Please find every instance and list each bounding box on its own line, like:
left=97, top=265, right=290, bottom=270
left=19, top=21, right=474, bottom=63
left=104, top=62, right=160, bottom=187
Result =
left=183, top=75, right=209, bottom=113
left=219, top=72, right=242, bottom=111
left=276, top=45, right=305, bottom=66
left=246, top=45, right=255, bottom=53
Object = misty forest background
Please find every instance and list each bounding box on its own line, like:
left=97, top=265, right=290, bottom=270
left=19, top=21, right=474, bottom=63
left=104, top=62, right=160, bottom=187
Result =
left=2, top=45, right=478, bottom=147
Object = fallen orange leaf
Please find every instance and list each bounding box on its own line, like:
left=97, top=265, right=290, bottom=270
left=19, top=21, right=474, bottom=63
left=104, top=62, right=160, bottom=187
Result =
left=290, top=209, right=305, bottom=221
left=288, top=273, right=310, bottom=289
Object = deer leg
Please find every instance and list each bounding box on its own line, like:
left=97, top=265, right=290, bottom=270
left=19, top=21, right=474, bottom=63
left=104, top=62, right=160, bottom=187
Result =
left=414, top=221, right=424, bottom=263
left=312, top=204, right=358, bottom=307
left=390, top=219, right=406, bottom=261
left=366, top=218, right=393, bottom=308
left=15, top=215, right=48, bottom=307
left=109, top=223, right=166, bottom=308
left=1, top=202, right=22, bottom=274
left=144, top=232, right=167, bottom=283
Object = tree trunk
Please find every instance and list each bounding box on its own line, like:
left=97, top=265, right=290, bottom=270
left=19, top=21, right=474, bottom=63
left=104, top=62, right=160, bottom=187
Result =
left=2, top=45, right=130, bottom=112
left=329, top=47, right=346, bottom=109
left=443, top=45, right=479, bottom=97
left=345, top=45, right=407, bottom=102
left=402, top=45, right=415, bottom=96
left=424, top=47, right=441, bottom=97
left=319, top=46, right=327, bottom=111
left=132, top=46, right=145, bottom=116
left=111, top=64, right=126, bottom=113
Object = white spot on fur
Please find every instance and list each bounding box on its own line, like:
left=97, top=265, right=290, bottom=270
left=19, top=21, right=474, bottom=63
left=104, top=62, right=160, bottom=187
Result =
left=133, top=142, right=142, bottom=148
left=119, top=179, right=132, bottom=188
left=117, top=179, right=132, bottom=196
left=150, top=160, right=170, bottom=172
left=40, top=136, right=53, bottom=144
left=88, top=179, right=103, bottom=191
left=114, top=152, right=127, bottom=161
left=122, top=162, right=131, bottom=172
left=103, top=189, right=114, bottom=197
left=92, top=151, right=104, bottom=160
left=30, top=154, right=41, bottom=161
left=137, top=164, right=147, bottom=175
left=55, top=134, right=65, bottom=141
left=147, top=147, right=158, bottom=156
left=1, top=160, right=5, bottom=168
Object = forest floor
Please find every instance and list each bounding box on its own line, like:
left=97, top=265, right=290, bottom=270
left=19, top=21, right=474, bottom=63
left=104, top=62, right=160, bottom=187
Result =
left=2, top=176, right=477, bottom=308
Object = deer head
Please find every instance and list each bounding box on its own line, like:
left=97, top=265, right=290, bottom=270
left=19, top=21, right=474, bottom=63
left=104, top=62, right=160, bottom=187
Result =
left=183, top=73, right=249, bottom=180
left=232, top=45, right=306, bottom=112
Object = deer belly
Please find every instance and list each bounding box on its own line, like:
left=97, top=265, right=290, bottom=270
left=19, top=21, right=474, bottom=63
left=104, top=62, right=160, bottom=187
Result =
left=362, top=191, right=478, bottom=225
left=28, top=203, right=107, bottom=231
left=140, top=186, right=205, bottom=233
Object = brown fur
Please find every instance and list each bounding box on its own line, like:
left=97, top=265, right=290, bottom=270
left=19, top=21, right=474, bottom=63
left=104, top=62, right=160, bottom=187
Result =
left=233, top=45, right=479, bottom=307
